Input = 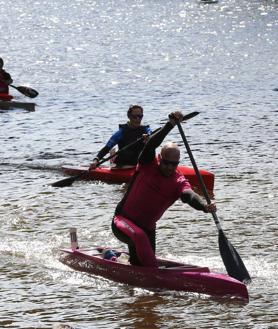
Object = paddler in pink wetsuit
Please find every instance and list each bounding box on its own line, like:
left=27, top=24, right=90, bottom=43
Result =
left=112, top=111, right=216, bottom=267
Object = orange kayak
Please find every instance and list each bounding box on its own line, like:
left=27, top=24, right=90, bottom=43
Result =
left=62, top=165, right=215, bottom=193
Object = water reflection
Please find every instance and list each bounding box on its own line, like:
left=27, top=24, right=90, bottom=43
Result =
left=119, top=293, right=167, bottom=329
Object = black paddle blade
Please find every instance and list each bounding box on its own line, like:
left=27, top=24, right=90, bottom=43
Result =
left=51, top=176, right=77, bottom=187
left=14, top=85, right=39, bottom=98
left=182, top=111, right=199, bottom=121
left=161, top=111, right=200, bottom=124
left=51, top=171, right=88, bottom=187
left=218, top=230, right=251, bottom=284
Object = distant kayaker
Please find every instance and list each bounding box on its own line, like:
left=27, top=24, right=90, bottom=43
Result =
left=0, top=57, right=13, bottom=93
left=89, top=105, right=152, bottom=169
left=112, top=111, right=216, bottom=267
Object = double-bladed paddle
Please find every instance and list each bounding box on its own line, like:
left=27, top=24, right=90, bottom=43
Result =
left=10, top=84, right=39, bottom=98
left=176, top=120, right=251, bottom=284
left=51, top=130, right=159, bottom=187
left=51, top=111, right=200, bottom=188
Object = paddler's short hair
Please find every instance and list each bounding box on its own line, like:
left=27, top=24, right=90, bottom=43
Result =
left=127, top=105, right=143, bottom=117
left=0, top=57, right=3, bottom=68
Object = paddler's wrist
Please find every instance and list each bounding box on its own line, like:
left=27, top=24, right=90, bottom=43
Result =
left=89, top=157, right=99, bottom=170
left=165, top=120, right=176, bottom=130
left=203, top=203, right=217, bottom=213
left=168, top=117, right=176, bottom=127
left=168, top=111, right=184, bottom=127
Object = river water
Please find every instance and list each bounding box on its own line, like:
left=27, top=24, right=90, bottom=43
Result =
left=0, top=0, right=277, bottom=328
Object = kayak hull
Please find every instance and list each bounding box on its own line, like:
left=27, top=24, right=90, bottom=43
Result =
left=59, top=247, right=248, bottom=300
left=61, top=165, right=215, bottom=193
left=0, top=100, right=35, bottom=111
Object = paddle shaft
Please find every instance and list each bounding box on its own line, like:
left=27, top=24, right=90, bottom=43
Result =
left=176, top=121, right=251, bottom=283
left=176, top=121, right=221, bottom=229
left=98, top=127, right=160, bottom=165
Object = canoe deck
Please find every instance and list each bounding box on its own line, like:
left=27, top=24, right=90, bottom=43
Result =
left=61, top=165, right=215, bottom=193
left=0, top=100, right=36, bottom=112
left=59, top=247, right=248, bottom=300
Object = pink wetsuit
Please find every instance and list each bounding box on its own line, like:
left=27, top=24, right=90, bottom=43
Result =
left=113, top=157, right=191, bottom=266
left=122, top=157, right=191, bottom=230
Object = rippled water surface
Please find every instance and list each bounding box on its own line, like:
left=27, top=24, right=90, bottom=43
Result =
left=0, top=0, right=277, bottom=328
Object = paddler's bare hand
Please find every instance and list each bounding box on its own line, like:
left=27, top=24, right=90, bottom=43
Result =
left=89, top=158, right=99, bottom=170
left=203, top=203, right=217, bottom=213
left=168, top=111, right=184, bottom=126
left=142, top=133, right=150, bottom=143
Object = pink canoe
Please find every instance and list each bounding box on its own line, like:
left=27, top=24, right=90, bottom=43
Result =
left=61, top=165, right=215, bottom=193
left=59, top=247, right=248, bottom=300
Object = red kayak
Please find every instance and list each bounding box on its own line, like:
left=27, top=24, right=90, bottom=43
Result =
left=59, top=245, right=248, bottom=300
left=61, top=165, right=215, bottom=193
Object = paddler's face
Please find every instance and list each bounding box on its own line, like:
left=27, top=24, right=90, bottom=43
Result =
left=158, top=150, right=180, bottom=177
left=128, top=109, right=143, bottom=128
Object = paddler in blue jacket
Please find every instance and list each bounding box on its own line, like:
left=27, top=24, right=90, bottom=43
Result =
left=0, top=57, right=13, bottom=94
left=90, top=105, right=152, bottom=169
